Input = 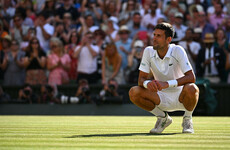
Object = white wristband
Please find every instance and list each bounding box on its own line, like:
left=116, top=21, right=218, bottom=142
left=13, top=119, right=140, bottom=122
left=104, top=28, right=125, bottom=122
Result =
left=167, top=80, right=178, bottom=88
left=143, top=80, right=151, bottom=89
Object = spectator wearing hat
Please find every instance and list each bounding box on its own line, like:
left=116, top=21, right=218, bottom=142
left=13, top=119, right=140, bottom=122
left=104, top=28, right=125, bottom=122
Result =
left=104, top=16, right=119, bottom=43
left=196, top=33, right=227, bottom=83
left=34, top=11, right=54, bottom=53
left=127, top=12, right=147, bottom=39
left=173, top=12, right=188, bottom=42
left=115, top=25, right=132, bottom=71
left=3, top=39, right=25, bottom=86
left=179, top=28, right=201, bottom=74
left=125, top=40, right=144, bottom=84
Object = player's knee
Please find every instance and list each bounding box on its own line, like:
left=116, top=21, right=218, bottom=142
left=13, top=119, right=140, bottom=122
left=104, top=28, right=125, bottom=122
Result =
left=184, top=83, right=199, bottom=98
left=129, top=86, right=139, bottom=103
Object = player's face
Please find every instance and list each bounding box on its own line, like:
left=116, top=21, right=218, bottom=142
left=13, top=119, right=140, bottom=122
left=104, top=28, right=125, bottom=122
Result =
left=152, top=29, right=168, bottom=51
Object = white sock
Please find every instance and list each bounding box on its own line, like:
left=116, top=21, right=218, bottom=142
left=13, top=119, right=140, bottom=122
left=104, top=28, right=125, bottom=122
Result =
left=149, top=106, right=165, bottom=117
left=184, top=110, right=193, bottom=117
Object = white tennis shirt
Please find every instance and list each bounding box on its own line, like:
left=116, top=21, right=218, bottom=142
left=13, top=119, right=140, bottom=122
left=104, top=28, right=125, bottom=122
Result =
left=139, top=44, right=193, bottom=91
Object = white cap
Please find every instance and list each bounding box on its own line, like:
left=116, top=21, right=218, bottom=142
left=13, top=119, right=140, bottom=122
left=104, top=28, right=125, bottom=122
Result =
left=108, top=16, right=119, bottom=30
left=134, top=40, right=144, bottom=47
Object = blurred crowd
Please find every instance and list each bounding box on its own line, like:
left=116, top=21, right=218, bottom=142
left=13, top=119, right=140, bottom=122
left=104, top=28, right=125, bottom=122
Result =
left=0, top=0, right=230, bottom=103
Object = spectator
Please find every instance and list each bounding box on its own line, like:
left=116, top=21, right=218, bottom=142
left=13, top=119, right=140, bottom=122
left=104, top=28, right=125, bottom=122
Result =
left=1, top=35, right=11, bottom=53
left=23, top=37, right=47, bottom=85
left=0, top=0, right=16, bottom=27
left=115, top=25, right=132, bottom=70
left=193, top=27, right=203, bottom=44
left=102, top=0, right=120, bottom=17
left=196, top=33, right=226, bottom=83
left=93, top=29, right=107, bottom=76
left=10, top=14, right=30, bottom=43
left=35, top=11, right=54, bottom=53
left=104, top=16, right=119, bottom=43
left=225, top=49, right=230, bottom=83
left=81, top=0, right=103, bottom=26
left=40, top=0, right=56, bottom=18
left=20, top=27, right=37, bottom=51
left=75, top=78, right=92, bottom=103
left=223, top=17, right=230, bottom=42
left=207, top=0, right=228, bottom=17
left=74, top=31, right=100, bottom=84
left=208, top=2, right=226, bottom=29
left=47, top=37, right=71, bottom=85
left=173, top=12, right=188, bottom=42
left=55, top=0, right=80, bottom=23
left=141, top=1, right=165, bottom=34
left=78, top=14, right=99, bottom=37
left=98, top=78, right=123, bottom=104
left=94, top=29, right=107, bottom=53
left=196, top=11, right=215, bottom=39
left=39, top=84, right=59, bottom=104
left=0, top=21, right=9, bottom=51
left=53, top=12, right=76, bottom=44
left=214, top=28, right=229, bottom=53
left=119, top=0, right=139, bottom=26
left=179, top=28, right=201, bottom=74
left=127, top=12, right=147, bottom=39
left=163, top=0, right=186, bottom=17
left=125, top=40, right=144, bottom=84
left=101, top=43, right=124, bottom=85
left=187, top=4, right=204, bottom=28
left=3, top=39, right=25, bottom=86
left=18, top=83, right=38, bottom=104
left=64, top=30, right=80, bottom=81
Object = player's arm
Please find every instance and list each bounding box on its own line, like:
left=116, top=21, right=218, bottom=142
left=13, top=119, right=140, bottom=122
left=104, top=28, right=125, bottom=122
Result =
left=176, top=70, right=195, bottom=86
left=138, top=70, right=158, bottom=92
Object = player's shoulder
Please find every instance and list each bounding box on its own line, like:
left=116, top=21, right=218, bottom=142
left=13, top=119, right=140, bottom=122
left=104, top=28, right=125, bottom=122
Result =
left=170, top=44, right=186, bottom=54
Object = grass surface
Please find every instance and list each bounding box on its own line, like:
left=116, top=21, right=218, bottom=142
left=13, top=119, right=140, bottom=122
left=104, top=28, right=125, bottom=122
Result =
left=0, top=116, right=230, bottom=150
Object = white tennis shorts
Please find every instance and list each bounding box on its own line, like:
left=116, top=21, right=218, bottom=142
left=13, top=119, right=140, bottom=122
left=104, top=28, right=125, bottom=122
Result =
left=157, top=87, right=186, bottom=112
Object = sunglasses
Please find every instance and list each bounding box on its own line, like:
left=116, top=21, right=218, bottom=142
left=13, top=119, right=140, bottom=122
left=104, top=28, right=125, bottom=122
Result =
left=51, top=45, right=58, bottom=49
left=32, top=41, right=39, bottom=44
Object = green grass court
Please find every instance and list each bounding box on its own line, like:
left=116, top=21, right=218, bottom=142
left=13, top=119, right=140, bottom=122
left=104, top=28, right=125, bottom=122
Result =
left=0, top=116, right=230, bottom=149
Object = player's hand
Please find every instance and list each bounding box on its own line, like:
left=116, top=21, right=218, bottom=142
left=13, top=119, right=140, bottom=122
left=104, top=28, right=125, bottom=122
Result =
left=147, top=80, right=158, bottom=92
left=154, top=80, right=169, bottom=90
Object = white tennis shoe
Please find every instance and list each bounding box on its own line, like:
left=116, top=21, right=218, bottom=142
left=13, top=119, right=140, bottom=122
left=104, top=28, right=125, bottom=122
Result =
left=182, top=116, right=194, bottom=133
left=150, top=113, right=172, bottom=134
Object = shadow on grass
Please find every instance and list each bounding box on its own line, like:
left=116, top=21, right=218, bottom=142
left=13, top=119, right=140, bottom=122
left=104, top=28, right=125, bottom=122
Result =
left=65, top=132, right=181, bottom=138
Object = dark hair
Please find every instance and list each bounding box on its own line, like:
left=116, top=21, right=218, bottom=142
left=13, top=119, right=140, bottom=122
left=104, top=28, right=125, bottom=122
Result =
left=154, top=23, right=175, bottom=38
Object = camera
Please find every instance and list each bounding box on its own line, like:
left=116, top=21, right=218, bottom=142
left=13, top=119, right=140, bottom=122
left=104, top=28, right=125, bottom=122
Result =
left=82, top=87, right=90, bottom=96
left=108, top=84, right=115, bottom=91
left=23, top=89, right=31, bottom=96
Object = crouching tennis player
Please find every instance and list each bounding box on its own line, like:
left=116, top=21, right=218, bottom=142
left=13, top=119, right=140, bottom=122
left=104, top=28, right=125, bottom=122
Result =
left=129, top=23, right=199, bottom=134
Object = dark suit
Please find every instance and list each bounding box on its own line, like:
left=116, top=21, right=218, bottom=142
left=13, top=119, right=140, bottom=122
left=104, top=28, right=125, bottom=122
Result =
left=196, top=46, right=226, bottom=82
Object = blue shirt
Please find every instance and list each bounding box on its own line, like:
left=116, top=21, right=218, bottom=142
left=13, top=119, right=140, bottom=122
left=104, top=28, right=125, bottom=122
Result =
left=115, top=39, right=132, bottom=69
